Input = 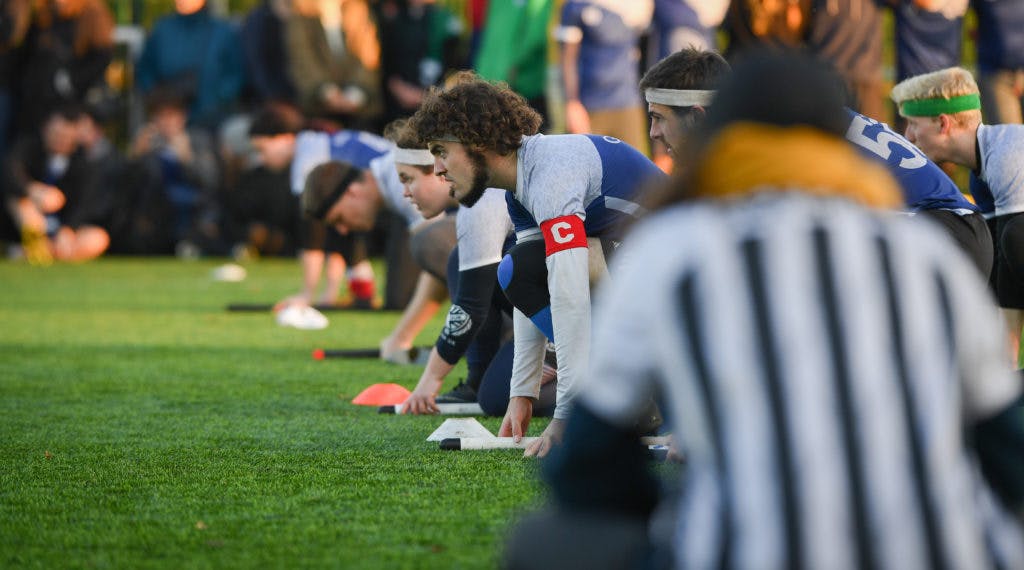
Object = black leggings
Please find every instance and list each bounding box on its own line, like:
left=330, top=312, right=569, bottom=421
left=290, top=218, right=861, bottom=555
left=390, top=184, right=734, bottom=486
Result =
left=994, top=212, right=1024, bottom=309
left=476, top=341, right=556, bottom=418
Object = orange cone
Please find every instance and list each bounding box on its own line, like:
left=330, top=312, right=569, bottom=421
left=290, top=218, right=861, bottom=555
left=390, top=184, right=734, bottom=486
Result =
left=351, top=383, right=412, bottom=406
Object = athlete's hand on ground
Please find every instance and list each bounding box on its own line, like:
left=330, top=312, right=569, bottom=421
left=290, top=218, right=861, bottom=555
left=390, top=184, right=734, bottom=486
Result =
left=499, top=396, right=534, bottom=444
left=379, top=336, right=412, bottom=364
left=524, top=419, right=565, bottom=458
left=403, top=378, right=442, bottom=415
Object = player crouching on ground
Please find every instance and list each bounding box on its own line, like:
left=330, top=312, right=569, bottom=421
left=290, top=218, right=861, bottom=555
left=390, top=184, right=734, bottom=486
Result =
left=387, top=119, right=558, bottom=417
left=408, top=72, right=665, bottom=457
left=891, top=66, right=1024, bottom=366
left=300, top=155, right=454, bottom=365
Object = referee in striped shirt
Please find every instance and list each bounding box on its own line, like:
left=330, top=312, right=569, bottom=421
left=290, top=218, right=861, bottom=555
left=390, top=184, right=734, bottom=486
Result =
left=507, top=52, right=1024, bottom=570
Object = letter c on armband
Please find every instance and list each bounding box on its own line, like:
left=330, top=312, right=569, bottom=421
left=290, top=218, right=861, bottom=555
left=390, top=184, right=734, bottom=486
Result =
left=540, top=215, right=587, bottom=256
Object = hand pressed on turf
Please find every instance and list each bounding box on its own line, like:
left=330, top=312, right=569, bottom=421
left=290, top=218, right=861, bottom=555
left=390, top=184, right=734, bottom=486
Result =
left=524, top=419, right=565, bottom=458
left=502, top=396, right=566, bottom=457
left=379, top=335, right=413, bottom=364
left=403, top=378, right=442, bottom=415
left=499, top=396, right=533, bottom=443
left=406, top=349, right=459, bottom=414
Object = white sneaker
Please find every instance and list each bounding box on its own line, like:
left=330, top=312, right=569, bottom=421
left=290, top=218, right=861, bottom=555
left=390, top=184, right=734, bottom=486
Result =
left=275, top=304, right=328, bottom=330
left=211, top=263, right=247, bottom=282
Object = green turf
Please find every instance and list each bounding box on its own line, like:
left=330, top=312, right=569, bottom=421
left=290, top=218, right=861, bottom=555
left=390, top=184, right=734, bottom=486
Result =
left=0, top=257, right=549, bottom=569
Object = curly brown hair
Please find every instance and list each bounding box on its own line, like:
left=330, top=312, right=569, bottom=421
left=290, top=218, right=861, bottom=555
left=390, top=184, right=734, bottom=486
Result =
left=407, top=71, right=542, bottom=156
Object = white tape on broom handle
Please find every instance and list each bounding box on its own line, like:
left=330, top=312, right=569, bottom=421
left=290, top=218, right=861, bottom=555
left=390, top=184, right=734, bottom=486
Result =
left=450, top=435, right=671, bottom=450
left=641, top=435, right=671, bottom=446
left=389, top=402, right=485, bottom=415
left=456, top=437, right=541, bottom=450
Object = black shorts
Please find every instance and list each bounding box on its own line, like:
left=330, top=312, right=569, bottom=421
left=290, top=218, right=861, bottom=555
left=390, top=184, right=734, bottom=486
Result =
left=993, top=212, right=1024, bottom=309
left=918, top=209, right=993, bottom=280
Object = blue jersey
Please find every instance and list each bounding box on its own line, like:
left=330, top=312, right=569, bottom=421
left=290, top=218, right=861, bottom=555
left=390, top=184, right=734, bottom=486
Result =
left=554, top=2, right=648, bottom=111
left=650, top=0, right=716, bottom=60
left=974, top=0, right=1024, bottom=73
left=844, top=109, right=978, bottom=213
left=969, top=172, right=996, bottom=217
left=291, top=130, right=422, bottom=227
left=893, top=3, right=964, bottom=80
left=291, top=130, right=391, bottom=193
left=505, top=133, right=664, bottom=241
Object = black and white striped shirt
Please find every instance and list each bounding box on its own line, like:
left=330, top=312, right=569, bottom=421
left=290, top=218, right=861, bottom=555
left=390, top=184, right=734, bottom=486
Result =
left=583, top=193, right=1024, bottom=569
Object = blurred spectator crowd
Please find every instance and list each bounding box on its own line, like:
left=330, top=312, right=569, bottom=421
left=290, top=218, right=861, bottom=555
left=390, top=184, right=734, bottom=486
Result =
left=1, top=0, right=1021, bottom=261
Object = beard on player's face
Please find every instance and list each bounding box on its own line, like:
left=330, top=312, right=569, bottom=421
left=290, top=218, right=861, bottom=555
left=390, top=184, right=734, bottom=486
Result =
left=458, top=150, right=490, bottom=207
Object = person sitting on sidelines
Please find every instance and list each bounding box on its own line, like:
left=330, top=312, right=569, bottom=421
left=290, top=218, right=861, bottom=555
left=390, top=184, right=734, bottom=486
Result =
left=2, top=104, right=110, bottom=263
left=506, top=49, right=1024, bottom=570
left=891, top=66, right=1024, bottom=364
left=408, top=71, right=666, bottom=457
left=386, top=120, right=557, bottom=417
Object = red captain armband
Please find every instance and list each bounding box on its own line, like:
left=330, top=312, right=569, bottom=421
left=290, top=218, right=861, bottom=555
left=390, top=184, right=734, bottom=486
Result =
left=540, top=215, right=588, bottom=256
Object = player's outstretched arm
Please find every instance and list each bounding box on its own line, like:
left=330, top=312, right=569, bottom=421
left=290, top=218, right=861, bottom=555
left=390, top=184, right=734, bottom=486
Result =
left=380, top=271, right=447, bottom=363
left=275, top=249, right=327, bottom=310
left=504, top=307, right=549, bottom=433
left=545, top=245, right=591, bottom=421
left=403, top=347, right=457, bottom=415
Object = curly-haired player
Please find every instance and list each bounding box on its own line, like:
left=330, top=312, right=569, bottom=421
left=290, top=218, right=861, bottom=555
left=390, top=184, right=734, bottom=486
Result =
left=409, top=72, right=665, bottom=457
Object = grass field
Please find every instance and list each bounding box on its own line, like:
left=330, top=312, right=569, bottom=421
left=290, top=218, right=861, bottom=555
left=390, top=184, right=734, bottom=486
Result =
left=0, top=257, right=549, bottom=569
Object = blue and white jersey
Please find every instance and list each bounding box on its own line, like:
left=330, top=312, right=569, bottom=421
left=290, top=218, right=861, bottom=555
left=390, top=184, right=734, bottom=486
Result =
left=844, top=109, right=978, bottom=214
left=507, top=133, right=664, bottom=242
left=434, top=189, right=516, bottom=365
left=893, top=0, right=966, bottom=80
left=648, top=0, right=727, bottom=61
left=504, top=133, right=663, bottom=420
left=973, top=0, right=1024, bottom=73
left=554, top=1, right=651, bottom=111
left=969, top=173, right=996, bottom=218
left=458, top=188, right=514, bottom=271
left=291, top=130, right=424, bottom=228
left=977, top=123, right=1024, bottom=218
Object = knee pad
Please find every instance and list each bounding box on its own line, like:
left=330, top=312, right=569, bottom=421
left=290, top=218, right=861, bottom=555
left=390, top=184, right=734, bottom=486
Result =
left=498, top=239, right=553, bottom=340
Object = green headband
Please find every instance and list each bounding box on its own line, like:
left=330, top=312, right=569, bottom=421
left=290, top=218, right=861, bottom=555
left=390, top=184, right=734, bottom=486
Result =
left=900, top=93, right=981, bottom=117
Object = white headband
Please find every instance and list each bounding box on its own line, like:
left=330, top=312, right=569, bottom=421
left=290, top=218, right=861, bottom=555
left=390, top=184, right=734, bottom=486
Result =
left=644, top=88, right=715, bottom=108
left=393, top=147, right=434, bottom=166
